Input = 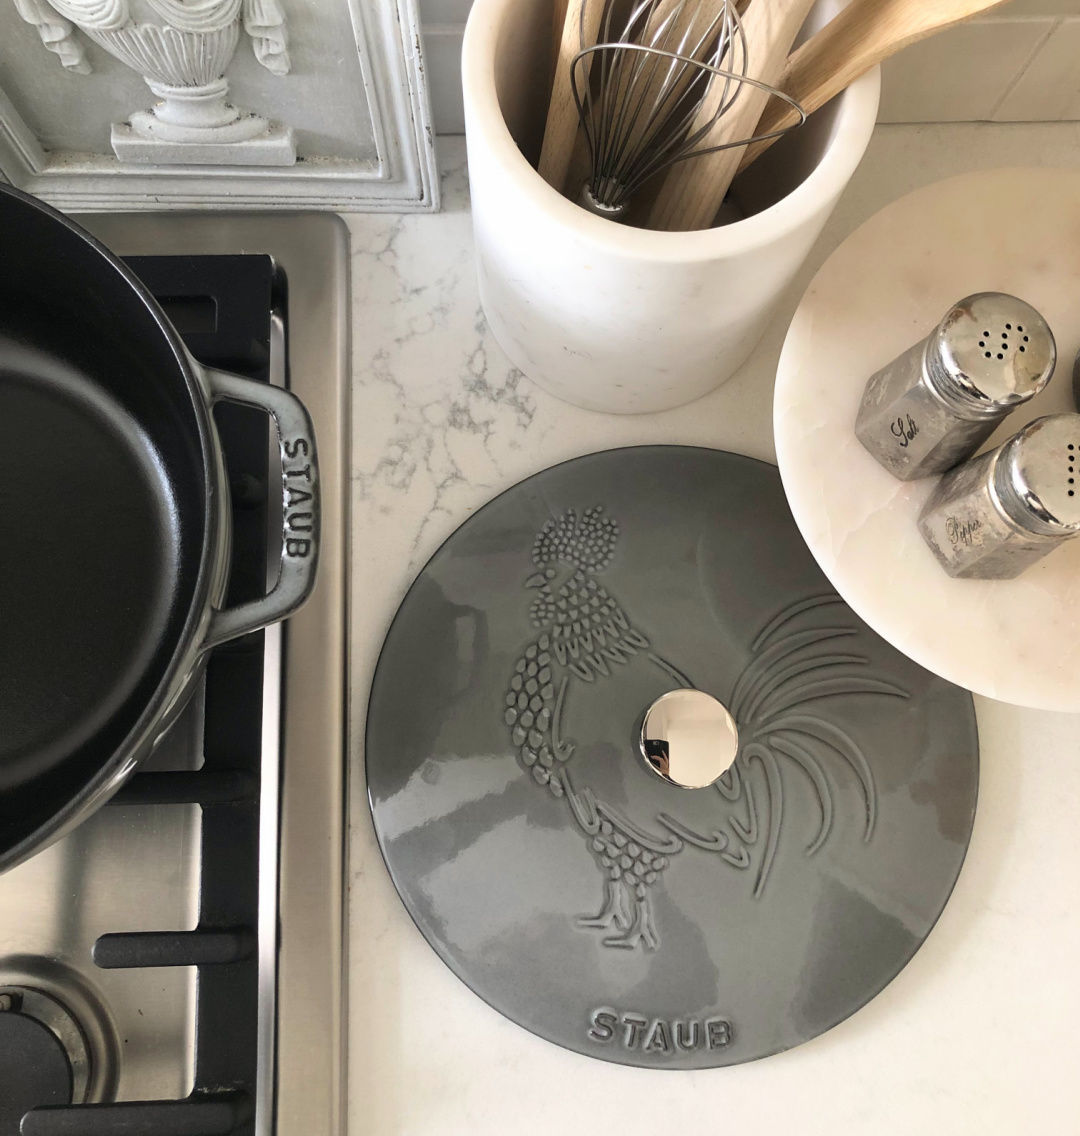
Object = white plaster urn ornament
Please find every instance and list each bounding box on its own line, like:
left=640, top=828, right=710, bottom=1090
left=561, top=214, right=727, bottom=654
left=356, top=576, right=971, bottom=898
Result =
left=14, top=0, right=296, bottom=165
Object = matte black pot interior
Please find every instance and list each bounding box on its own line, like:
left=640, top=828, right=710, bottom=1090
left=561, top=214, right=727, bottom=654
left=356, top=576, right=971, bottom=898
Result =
left=0, top=187, right=208, bottom=856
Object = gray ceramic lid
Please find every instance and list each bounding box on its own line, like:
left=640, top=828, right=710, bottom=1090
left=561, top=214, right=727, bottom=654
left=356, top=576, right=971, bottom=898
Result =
left=366, top=447, right=979, bottom=1070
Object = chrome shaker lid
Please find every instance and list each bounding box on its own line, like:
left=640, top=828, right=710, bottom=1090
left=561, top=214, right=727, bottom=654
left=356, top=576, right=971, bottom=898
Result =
left=930, top=293, right=1055, bottom=409
left=997, top=414, right=1080, bottom=534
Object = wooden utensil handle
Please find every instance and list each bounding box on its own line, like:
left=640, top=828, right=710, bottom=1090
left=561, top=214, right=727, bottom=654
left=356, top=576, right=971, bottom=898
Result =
left=737, top=7, right=883, bottom=172
left=538, top=0, right=604, bottom=193
left=552, top=0, right=571, bottom=75
left=649, top=0, right=817, bottom=232
left=738, top=0, right=1012, bottom=173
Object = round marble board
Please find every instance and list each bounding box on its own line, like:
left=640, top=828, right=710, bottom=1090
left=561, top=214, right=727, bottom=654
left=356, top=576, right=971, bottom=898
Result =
left=366, top=447, right=978, bottom=1069
left=775, top=167, right=1080, bottom=711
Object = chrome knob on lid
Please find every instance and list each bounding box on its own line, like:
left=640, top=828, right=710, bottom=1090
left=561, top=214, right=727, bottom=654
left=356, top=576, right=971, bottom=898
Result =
left=928, top=292, right=1056, bottom=411
left=995, top=414, right=1080, bottom=535
left=639, top=689, right=738, bottom=789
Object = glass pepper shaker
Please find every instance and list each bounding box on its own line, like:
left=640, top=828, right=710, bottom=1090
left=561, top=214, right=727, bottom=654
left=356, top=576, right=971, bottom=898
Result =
left=855, top=293, right=1056, bottom=480
left=918, top=414, right=1080, bottom=579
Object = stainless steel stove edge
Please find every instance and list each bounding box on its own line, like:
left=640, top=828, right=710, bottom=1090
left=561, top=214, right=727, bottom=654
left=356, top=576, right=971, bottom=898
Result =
left=75, top=211, right=351, bottom=1136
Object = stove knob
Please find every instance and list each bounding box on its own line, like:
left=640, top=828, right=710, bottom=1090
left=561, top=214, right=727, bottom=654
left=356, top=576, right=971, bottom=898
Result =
left=0, top=991, right=73, bottom=1135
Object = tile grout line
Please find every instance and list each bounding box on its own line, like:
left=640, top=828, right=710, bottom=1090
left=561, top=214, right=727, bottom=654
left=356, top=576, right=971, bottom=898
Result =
left=989, top=16, right=1062, bottom=119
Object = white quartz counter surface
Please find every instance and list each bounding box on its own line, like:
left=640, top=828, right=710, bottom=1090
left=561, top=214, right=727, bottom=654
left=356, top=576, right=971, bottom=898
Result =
left=345, top=127, right=1080, bottom=1136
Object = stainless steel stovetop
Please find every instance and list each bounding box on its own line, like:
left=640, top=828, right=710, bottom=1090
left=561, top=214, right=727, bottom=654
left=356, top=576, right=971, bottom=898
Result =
left=0, top=214, right=348, bottom=1136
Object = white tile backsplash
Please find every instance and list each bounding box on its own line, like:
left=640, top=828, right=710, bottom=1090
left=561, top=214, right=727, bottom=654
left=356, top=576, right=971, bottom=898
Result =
left=993, top=0, right=1080, bottom=14
left=878, top=19, right=1052, bottom=122
left=422, top=3, right=1080, bottom=135
left=994, top=17, right=1080, bottom=118
left=418, top=0, right=475, bottom=28
left=423, top=26, right=466, bottom=134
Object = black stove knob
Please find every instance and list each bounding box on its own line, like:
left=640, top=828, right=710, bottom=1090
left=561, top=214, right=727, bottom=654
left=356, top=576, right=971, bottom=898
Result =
left=0, top=1002, right=73, bottom=1136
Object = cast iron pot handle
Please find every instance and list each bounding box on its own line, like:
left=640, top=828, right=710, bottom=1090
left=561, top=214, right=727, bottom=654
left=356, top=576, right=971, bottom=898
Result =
left=202, top=367, right=320, bottom=650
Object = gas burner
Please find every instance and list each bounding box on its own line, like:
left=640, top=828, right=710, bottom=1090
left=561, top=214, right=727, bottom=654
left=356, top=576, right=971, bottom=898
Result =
left=0, top=995, right=71, bottom=1132
left=0, top=957, right=120, bottom=1124
left=0, top=986, right=90, bottom=1128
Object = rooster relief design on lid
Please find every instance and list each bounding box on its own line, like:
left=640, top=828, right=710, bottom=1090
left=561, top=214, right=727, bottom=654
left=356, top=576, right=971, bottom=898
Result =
left=504, top=506, right=909, bottom=953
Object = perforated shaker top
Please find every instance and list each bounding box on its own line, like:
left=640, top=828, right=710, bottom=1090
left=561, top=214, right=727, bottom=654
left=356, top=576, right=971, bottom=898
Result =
left=932, top=292, right=1055, bottom=407
left=1001, top=414, right=1080, bottom=532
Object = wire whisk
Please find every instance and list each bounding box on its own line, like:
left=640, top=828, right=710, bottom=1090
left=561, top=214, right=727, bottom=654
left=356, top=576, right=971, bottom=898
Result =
left=571, top=0, right=805, bottom=218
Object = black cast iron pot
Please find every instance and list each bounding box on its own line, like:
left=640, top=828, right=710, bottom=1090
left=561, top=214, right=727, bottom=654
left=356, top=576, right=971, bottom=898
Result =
left=0, top=183, right=320, bottom=872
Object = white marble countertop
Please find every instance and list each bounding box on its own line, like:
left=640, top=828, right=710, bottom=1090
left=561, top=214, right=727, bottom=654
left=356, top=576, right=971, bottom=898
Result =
left=345, top=126, right=1080, bottom=1136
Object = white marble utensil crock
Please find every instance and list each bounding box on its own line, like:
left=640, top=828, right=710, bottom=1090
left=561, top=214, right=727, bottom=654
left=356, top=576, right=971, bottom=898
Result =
left=774, top=167, right=1080, bottom=712
left=461, top=0, right=879, bottom=414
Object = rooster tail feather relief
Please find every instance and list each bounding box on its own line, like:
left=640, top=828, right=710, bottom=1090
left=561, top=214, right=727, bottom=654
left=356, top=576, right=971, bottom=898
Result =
left=504, top=508, right=910, bottom=952
left=750, top=593, right=847, bottom=651
left=768, top=734, right=833, bottom=856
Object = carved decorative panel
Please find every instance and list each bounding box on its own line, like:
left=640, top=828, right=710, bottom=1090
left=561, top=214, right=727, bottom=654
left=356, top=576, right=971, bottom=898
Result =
left=0, top=0, right=438, bottom=210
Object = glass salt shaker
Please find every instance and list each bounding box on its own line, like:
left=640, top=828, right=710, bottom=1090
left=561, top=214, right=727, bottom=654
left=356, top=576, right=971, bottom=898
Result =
left=855, top=293, right=1056, bottom=480
left=918, top=414, right=1080, bottom=579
